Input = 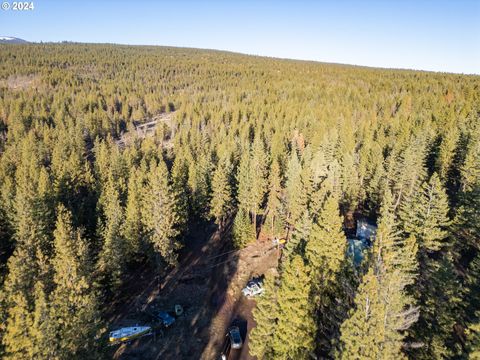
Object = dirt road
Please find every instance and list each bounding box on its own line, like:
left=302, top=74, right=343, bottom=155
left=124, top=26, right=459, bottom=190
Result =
left=108, top=223, right=279, bottom=360
left=203, top=237, right=278, bottom=360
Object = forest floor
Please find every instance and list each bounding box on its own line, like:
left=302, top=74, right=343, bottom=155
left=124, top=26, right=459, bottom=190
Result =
left=107, top=223, right=279, bottom=360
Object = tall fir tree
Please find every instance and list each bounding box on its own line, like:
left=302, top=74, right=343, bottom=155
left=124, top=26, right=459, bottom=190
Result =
left=460, top=129, right=480, bottom=192
left=1, top=149, right=53, bottom=359
left=305, top=192, right=349, bottom=354
left=171, top=153, right=190, bottom=236
left=273, top=255, right=316, bottom=359
left=122, top=166, right=145, bottom=257
left=398, top=172, right=455, bottom=358
left=232, top=208, right=255, bottom=248
left=436, top=126, right=459, bottom=182
left=399, top=172, right=451, bottom=252
left=339, top=189, right=419, bottom=359
left=387, top=137, right=427, bottom=211
left=236, top=146, right=254, bottom=217
left=210, top=155, right=234, bottom=228
left=340, top=150, right=361, bottom=210
left=285, top=148, right=304, bottom=228
left=249, top=272, right=279, bottom=360
left=265, top=158, right=284, bottom=237
left=250, top=137, right=269, bottom=232
left=30, top=281, right=54, bottom=359
left=2, top=291, right=34, bottom=360
left=49, top=205, right=103, bottom=359
left=467, top=318, right=480, bottom=359
left=187, top=150, right=212, bottom=219
left=142, top=158, right=180, bottom=265
left=456, top=185, right=480, bottom=353
left=465, top=256, right=480, bottom=359
left=339, top=266, right=386, bottom=360
left=98, top=173, right=126, bottom=289
left=306, top=192, right=346, bottom=284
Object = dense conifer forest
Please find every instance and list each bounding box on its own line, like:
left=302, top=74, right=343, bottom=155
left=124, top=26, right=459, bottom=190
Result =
left=0, top=43, right=479, bottom=359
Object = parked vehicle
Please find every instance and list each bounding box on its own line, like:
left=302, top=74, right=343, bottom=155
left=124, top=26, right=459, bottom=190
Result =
left=242, top=277, right=264, bottom=297
left=228, top=326, right=243, bottom=349
left=157, top=311, right=176, bottom=327
left=109, top=325, right=151, bottom=344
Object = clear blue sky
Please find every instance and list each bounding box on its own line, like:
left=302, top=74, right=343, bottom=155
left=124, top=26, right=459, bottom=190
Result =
left=1, top=0, right=479, bottom=74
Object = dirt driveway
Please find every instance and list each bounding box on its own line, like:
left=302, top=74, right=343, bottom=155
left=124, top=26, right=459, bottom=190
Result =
left=108, top=223, right=279, bottom=360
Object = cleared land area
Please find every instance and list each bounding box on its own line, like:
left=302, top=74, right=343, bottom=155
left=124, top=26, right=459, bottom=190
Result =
left=108, top=224, right=279, bottom=360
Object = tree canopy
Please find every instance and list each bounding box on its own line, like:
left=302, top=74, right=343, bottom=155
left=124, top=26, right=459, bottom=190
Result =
left=0, top=43, right=478, bottom=359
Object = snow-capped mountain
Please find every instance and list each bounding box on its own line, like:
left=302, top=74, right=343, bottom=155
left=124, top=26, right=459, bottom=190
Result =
left=0, top=36, right=28, bottom=44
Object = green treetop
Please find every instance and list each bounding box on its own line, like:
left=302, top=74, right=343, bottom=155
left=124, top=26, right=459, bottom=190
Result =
left=142, top=158, right=180, bottom=265
left=273, top=255, right=316, bottom=359
left=210, top=154, right=234, bottom=228
left=249, top=272, right=279, bottom=360
left=49, top=205, right=103, bottom=359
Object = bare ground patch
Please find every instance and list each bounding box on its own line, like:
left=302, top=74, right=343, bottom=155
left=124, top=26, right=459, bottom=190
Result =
left=108, top=227, right=279, bottom=360
left=0, top=74, right=40, bottom=91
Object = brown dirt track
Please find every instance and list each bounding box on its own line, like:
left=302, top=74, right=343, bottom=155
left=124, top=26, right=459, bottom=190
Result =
left=108, top=224, right=279, bottom=360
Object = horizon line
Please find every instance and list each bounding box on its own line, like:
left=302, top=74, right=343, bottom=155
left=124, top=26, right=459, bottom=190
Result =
left=2, top=37, right=479, bottom=76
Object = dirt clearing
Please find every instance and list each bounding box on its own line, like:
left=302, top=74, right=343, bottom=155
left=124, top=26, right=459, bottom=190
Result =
left=0, top=74, right=40, bottom=90
left=109, top=225, right=279, bottom=360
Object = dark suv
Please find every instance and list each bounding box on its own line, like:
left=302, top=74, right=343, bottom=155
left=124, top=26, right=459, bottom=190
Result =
left=228, top=326, right=243, bottom=349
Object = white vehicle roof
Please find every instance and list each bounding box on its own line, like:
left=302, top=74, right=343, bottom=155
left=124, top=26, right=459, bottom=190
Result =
left=109, top=326, right=151, bottom=339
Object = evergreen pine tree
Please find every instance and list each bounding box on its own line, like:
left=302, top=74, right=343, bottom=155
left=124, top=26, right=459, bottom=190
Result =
left=210, top=155, right=233, bottom=228
left=285, top=149, right=305, bottom=228
left=398, top=171, right=455, bottom=357
left=123, top=166, right=144, bottom=257
left=250, top=137, right=269, bottom=232
left=98, top=173, right=126, bottom=289
left=142, top=158, right=180, bottom=265
left=467, top=319, right=480, bottom=359
left=399, top=172, right=451, bottom=252
left=387, top=137, right=427, bottom=211
left=171, top=153, right=190, bottom=235
left=249, top=272, right=278, bottom=359
left=340, top=151, right=361, bottom=210
left=305, top=192, right=349, bottom=354
left=285, top=207, right=312, bottom=256
left=465, top=253, right=480, bottom=360
left=339, top=189, right=419, bottom=359
left=339, top=267, right=389, bottom=360
left=30, top=282, right=55, bottom=359
left=306, top=193, right=346, bottom=284
left=232, top=208, right=255, bottom=248
left=456, top=187, right=480, bottom=354
left=236, top=147, right=253, bottom=214
left=436, top=126, right=459, bottom=182
left=187, top=151, right=212, bottom=219
left=460, top=129, right=480, bottom=192
left=2, top=292, right=34, bottom=360
left=265, top=158, right=284, bottom=237
left=1, top=246, right=39, bottom=358
left=273, top=255, right=316, bottom=359
left=49, top=205, right=103, bottom=359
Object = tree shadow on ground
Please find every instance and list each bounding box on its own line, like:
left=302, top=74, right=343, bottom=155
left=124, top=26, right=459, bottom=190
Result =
left=110, top=220, right=240, bottom=360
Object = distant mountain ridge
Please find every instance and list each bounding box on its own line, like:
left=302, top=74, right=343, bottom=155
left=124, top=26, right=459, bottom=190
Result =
left=0, top=36, right=28, bottom=44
